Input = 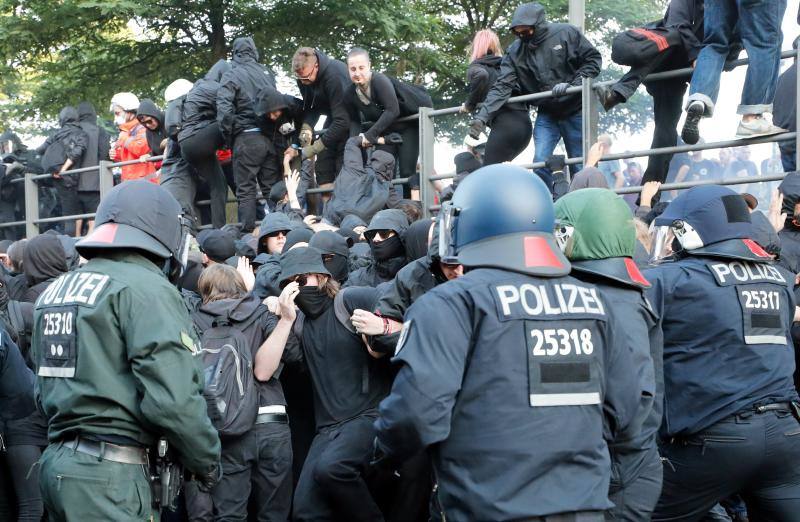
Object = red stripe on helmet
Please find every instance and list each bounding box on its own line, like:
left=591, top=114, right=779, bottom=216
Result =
left=524, top=236, right=565, bottom=268
left=742, top=239, right=770, bottom=258
left=624, top=257, right=651, bottom=287
left=86, top=223, right=119, bottom=244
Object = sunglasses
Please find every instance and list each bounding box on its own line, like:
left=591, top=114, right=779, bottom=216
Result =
left=267, top=230, right=288, bottom=239
left=280, top=274, right=308, bottom=290
left=322, top=253, right=337, bottom=262
left=295, top=63, right=318, bottom=82
left=138, top=117, right=158, bottom=126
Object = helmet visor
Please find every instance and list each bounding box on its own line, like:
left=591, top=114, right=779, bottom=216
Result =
left=438, top=202, right=460, bottom=264
left=649, top=223, right=676, bottom=264
left=553, top=222, right=575, bottom=256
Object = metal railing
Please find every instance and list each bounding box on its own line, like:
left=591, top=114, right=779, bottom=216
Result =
left=2, top=41, right=798, bottom=237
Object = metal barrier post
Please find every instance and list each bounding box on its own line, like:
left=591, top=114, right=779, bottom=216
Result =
left=24, top=172, right=39, bottom=238
left=581, top=76, right=598, bottom=177
left=98, top=161, right=114, bottom=198
left=419, top=107, right=436, bottom=218
left=568, top=0, right=585, bottom=31
left=795, top=44, right=799, bottom=171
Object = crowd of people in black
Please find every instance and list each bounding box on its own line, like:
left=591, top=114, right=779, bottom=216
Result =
left=2, top=0, right=800, bottom=521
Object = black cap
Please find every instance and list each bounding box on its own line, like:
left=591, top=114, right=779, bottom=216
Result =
left=0, top=239, right=13, bottom=254
left=260, top=213, right=293, bottom=237
left=279, top=246, right=330, bottom=284
left=281, top=228, right=314, bottom=253
left=197, top=229, right=236, bottom=263
left=269, top=181, right=288, bottom=203
left=309, top=230, right=351, bottom=256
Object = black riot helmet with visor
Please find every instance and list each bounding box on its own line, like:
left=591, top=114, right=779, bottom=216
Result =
left=76, top=180, right=191, bottom=284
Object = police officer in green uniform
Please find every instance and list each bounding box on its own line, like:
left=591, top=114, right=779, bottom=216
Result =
left=32, top=180, right=221, bottom=521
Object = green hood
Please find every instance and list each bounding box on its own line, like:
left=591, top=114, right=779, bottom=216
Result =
left=554, top=188, right=635, bottom=260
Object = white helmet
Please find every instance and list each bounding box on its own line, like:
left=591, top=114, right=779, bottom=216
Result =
left=164, top=79, right=194, bottom=102
left=109, top=92, right=140, bottom=112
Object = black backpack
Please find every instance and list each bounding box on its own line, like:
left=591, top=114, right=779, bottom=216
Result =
left=611, top=23, right=683, bottom=68
left=197, top=313, right=260, bottom=437
left=386, top=76, right=433, bottom=116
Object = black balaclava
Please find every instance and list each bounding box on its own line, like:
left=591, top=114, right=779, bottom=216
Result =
left=295, top=286, right=331, bottom=319
left=370, top=235, right=403, bottom=262
left=309, top=230, right=352, bottom=284
left=324, top=255, right=349, bottom=283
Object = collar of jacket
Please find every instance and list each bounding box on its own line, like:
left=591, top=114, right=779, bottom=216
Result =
left=570, top=257, right=650, bottom=290
left=117, top=118, right=141, bottom=133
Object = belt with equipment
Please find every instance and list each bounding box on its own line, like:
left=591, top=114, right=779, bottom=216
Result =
left=754, top=401, right=800, bottom=422
left=61, top=437, right=148, bottom=465
left=255, top=405, right=289, bottom=425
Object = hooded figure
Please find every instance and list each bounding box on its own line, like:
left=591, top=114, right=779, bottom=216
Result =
left=255, top=86, right=304, bottom=148
left=323, top=136, right=394, bottom=226
left=281, top=228, right=314, bottom=253
left=216, top=37, right=277, bottom=145
left=21, top=233, right=70, bottom=303
left=76, top=102, right=111, bottom=194
left=136, top=99, right=167, bottom=156
left=37, top=107, right=88, bottom=177
left=554, top=188, right=662, bottom=521
left=309, top=230, right=352, bottom=284
left=179, top=60, right=231, bottom=144
left=440, top=152, right=482, bottom=202
left=404, top=218, right=434, bottom=263
left=568, top=166, right=610, bottom=192
left=345, top=208, right=409, bottom=288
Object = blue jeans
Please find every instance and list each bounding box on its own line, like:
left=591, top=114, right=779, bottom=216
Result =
left=688, top=0, right=787, bottom=116
left=779, top=141, right=796, bottom=173
left=533, top=111, right=583, bottom=190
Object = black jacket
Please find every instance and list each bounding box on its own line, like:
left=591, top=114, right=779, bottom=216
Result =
left=296, top=50, right=352, bottom=148
left=21, top=234, right=70, bottom=303
left=774, top=62, right=796, bottom=133
left=478, top=2, right=601, bottom=120
left=465, top=54, right=526, bottom=113
left=346, top=71, right=403, bottom=143
left=76, top=102, right=111, bottom=192
left=36, top=107, right=88, bottom=175
left=217, top=37, right=277, bottom=144
left=663, top=0, right=704, bottom=63
left=255, top=86, right=304, bottom=148
left=180, top=60, right=231, bottom=143
left=322, top=137, right=393, bottom=226
left=137, top=99, right=166, bottom=156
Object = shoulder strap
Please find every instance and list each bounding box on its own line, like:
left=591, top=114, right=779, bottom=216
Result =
left=333, top=291, right=356, bottom=334
left=7, top=300, right=24, bottom=338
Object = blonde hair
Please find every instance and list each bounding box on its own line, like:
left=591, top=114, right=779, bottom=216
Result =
left=316, top=274, right=340, bottom=298
left=469, top=30, right=503, bottom=62
left=198, top=264, right=247, bottom=304
left=633, top=218, right=652, bottom=253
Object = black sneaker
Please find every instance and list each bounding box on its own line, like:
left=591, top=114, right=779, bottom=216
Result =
left=681, top=101, right=705, bottom=145
left=595, top=85, right=622, bottom=112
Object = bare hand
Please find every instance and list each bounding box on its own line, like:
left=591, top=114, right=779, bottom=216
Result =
left=768, top=189, right=786, bottom=233
left=359, top=134, right=371, bottom=148
left=459, top=104, right=470, bottom=114
left=303, top=215, right=320, bottom=227
left=263, top=296, right=280, bottom=314
left=278, top=282, right=299, bottom=321
left=284, top=147, right=299, bottom=160
left=586, top=142, right=604, bottom=168
left=285, top=169, right=301, bottom=195
left=237, top=256, right=255, bottom=292
left=639, top=181, right=661, bottom=207
left=350, top=309, right=385, bottom=336
left=139, top=153, right=151, bottom=163
left=299, top=128, right=313, bottom=147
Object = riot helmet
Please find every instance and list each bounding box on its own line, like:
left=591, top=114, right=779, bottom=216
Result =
left=439, top=164, right=569, bottom=276
left=76, top=180, right=190, bottom=283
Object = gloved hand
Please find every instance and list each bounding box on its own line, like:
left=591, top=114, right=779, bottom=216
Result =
left=298, top=124, right=314, bottom=147
left=383, top=132, right=403, bottom=145
left=468, top=119, right=486, bottom=140
left=301, top=138, right=326, bottom=160
left=195, top=463, right=221, bottom=493
left=551, top=82, right=570, bottom=97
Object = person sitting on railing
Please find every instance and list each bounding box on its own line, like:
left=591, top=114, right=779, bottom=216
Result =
left=469, top=2, right=601, bottom=190
left=680, top=0, right=787, bottom=144
left=344, top=47, right=433, bottom=200
left=36, top=106, right=88, bottom=237
left=109, top=92, right=158, bottom=184
left=461, top=29, right=530, bottom=165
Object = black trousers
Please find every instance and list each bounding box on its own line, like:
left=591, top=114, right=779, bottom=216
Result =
left=485, top=108, right=532, bottom=166
left=0, top=444, right=44, bottom=521
left=315, top=139, right=346, bottom=186
left=639, top=79, right=687, bottom=195
left=653, top=409, right=800, bottom=521
left=181, top=124, right=228, bottom=229
left=232, top=132, right=280, bottom=231
left=55, top=180, right=80, bottom=236
left=293, top=412, right=383, bottom=522
left=209, top=421, right=293, bottom=522
left=607, top=445, right=663, bottom=521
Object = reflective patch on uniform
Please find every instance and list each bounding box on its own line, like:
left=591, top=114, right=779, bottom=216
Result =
left=181, top=331, right=197, bottom=353
left=37, top=306, right=78, bottom=378
left=395, top=320, right=412, bottom=356
left=530, top=392, right=601, bottom=407
left=36, top=272, right=109, bottom=309
left=735, top=285, right=788, bottom=346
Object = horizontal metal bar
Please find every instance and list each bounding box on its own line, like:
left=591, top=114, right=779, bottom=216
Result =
left=12, top=155, right=165, bottom=183
left=0, top=220, right=26, bottom=228
left=35, top=213, right=96, bottom=224
left=306, top=176, right=411, bottom=195
left=614, top=173, right=787, bottom=195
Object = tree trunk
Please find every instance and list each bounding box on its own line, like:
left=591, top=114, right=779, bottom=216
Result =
left=209, top=0, right=226, bottom=61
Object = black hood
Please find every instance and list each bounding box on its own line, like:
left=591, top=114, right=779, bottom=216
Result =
left=340, top=214, right=367, bottom=232
left=58, top=106, right=79, bottom=127
left=404, top=218, right=433, bottom=262
left=779, top=172, right=800, bottom=216
left=0, top=131, right=24, bottom=153
left=23, top=233, right=68, bottom=286
left=315, top=49, right=333, bottom=78
left=137, top=99, right=164, bottom=128
left=232, top=37, right=259, bottom=63
left=256, top=86, right=289, bottom=118
left=365, top=209, right=410, bottom=237
left=200, top=293, right=262, bottom=322
left=369, top=150, right=396, bottom=181
left=454, top=151, right=482, bottom=175
left=473, top=54, right=502, bottom=68
left=205, top=59, right=231, bottom=82
left=510, top=2, right=549, bottom=43
left=77, top=102, right=97, bottom=123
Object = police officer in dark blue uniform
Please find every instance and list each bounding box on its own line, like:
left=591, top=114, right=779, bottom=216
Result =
left=555, top=188, right=664, bottom=521
left=645, top=185, right=800, bottom=521
left=374, top=165, right=643, bottom=521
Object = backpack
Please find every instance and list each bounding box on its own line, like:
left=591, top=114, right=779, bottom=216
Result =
left=196, top=313, right=260, bottom=437
left=611, top=24, right=683, bottom=68
left=386, top=76, right=433, bottom=116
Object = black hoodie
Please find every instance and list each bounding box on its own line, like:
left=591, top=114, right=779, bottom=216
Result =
left=36, top=107, right=88, bottom=176
left=255, top=86, right=304, bottom=147
left=344, top=209, right=409, bottom=288
left=21, top=234, right=69, bottom=303
left=296, top=50, right=352, bottom=148
left=179, top=59, right=231, bottom=143
left=465, top=54, right=527, bottom=113
left=477, top=2, right=601, bottom=120
left=217, top=37, right=277, bottom=144
left=76, top=102, right=111, bottom=192
left=136, top=99, right=167, bottom=155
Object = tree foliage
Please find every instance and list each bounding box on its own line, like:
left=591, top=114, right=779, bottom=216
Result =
left=0, top=0, right=667, bottom=138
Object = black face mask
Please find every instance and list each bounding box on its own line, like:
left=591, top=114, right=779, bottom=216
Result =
left=370, top=235, right=404, bottom=262
left=324, top=255, right=349, bottom=283
left=516, top=31, right=535, bottom=43
left=295, top=286, right=332, bottom=319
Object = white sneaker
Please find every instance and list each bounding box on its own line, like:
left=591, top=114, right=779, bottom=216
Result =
left=735, top=116, right=787, bottom=138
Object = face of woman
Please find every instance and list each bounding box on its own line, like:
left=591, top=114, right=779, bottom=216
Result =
left=348, top=54, right=372, bottom=87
